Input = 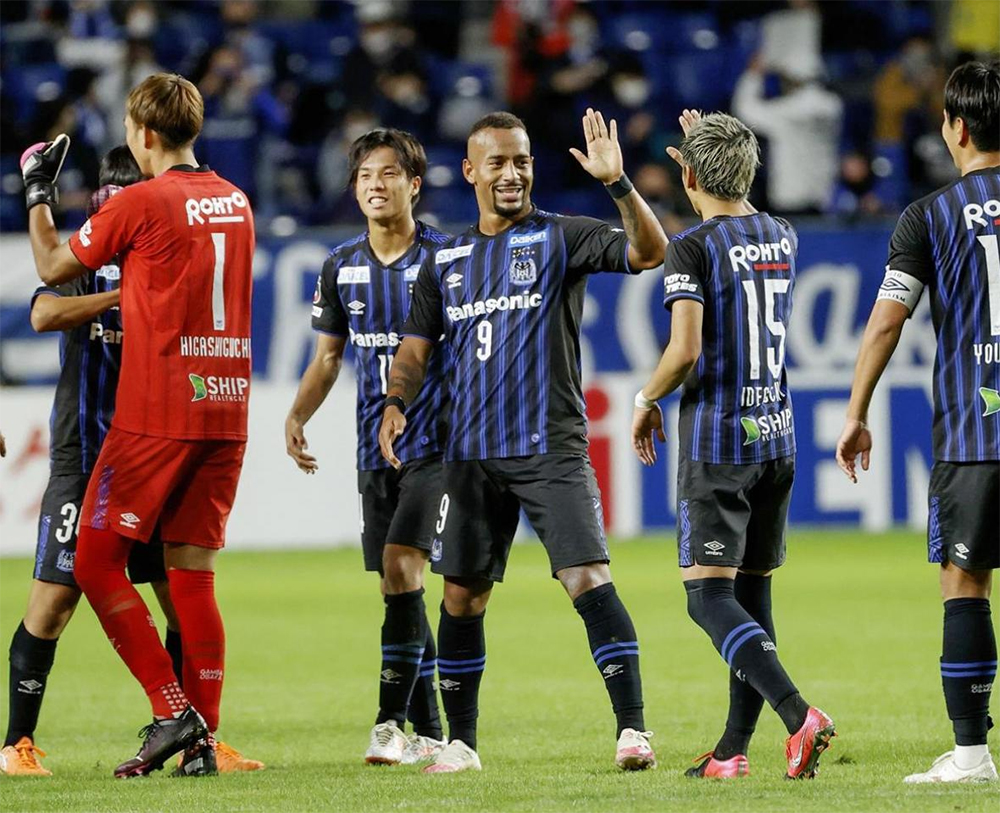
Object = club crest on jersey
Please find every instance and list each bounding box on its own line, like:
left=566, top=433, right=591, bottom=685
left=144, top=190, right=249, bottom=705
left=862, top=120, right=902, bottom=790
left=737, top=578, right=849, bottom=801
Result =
left=508, top=246, right=537, bottom=287
left=338, top=266, right=370, bottom=285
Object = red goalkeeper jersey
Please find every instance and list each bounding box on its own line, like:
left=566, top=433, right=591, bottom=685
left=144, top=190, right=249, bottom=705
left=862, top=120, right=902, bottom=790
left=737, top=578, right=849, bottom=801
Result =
left=69, top=165, right=254, bottom=441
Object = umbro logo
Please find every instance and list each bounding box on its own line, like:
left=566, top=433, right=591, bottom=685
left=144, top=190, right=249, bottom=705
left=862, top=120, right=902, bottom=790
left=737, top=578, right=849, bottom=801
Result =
left=18, top=679, right=43, bottom=694
left=703, top=540, right=724, bottom=556
left=380, top=669, right=401, bottom=684
left=119, top=512, right=141, bottom=529
left=879, top=277, right=910, bottom=292
left=438, top=679, right=460, bottom=691
left=955, top=543, right=970, bottom=560
left=348, top=300, right=365, bottom=315
left=446, top=273, right=463, bottom=289
left=602, top=663, right=624, bottom=678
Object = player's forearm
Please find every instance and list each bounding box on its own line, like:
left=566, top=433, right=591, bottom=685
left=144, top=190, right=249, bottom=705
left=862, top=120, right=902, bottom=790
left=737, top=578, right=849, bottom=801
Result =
left=386, top=339, right=431, bottom=405
left=29, top=206, right=85, bottom=285
left=30, top=290, right=120, bottom=332
left=617, top=191, right=667, bottom=269
left=289, top=356, right=341, bottom=425
left=846, top=311, right=906, bottom=422
left=641, top=343, right=699, bottom=401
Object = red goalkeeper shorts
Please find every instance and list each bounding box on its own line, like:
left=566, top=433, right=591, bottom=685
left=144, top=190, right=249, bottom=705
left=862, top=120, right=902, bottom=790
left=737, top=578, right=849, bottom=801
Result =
left=81, top=427, right=246, bottom=549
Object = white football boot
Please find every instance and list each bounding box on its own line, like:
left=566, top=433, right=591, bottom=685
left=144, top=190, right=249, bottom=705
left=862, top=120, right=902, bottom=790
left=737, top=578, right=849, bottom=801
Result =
left=903, top=750, right=998, bottom=783
left=615, top=728, right=656, bottom=771
left=422, top=739, right=482, bottom=773
left=364, top=720, right=408, bottom=765
left=400, top=734, right=448, bottom=765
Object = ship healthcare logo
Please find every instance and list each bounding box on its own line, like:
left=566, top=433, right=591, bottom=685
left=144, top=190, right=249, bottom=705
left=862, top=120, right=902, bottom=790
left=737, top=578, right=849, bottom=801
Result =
left=189, top=373, right=249, bottom=403
left=741, top=408, right=793, bottom=445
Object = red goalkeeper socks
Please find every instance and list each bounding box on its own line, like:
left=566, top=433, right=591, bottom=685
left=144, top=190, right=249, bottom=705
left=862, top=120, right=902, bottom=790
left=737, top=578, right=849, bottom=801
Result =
left=74, top=526, right=187, bottom=718
left=168, top=568, right=225, bottom=731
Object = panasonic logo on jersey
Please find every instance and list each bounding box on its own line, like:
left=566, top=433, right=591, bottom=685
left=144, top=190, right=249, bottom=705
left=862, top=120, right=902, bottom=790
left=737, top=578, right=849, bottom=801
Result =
left=349, top=328, right=400, bottom=348
left=446, top=293, right=543, bottom=322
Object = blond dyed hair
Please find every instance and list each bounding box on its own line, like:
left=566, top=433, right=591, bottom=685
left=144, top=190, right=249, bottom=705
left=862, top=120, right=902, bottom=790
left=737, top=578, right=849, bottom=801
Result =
left=679, top=113, right=760, bottom=202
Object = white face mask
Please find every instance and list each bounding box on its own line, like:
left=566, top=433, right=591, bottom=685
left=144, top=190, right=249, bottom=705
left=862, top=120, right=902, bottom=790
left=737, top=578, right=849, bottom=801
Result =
left=127, top=8, right=156, bottom=38
left=361, top=30, right=395, bottom=58
left=613, top=77, right=650, bottom=108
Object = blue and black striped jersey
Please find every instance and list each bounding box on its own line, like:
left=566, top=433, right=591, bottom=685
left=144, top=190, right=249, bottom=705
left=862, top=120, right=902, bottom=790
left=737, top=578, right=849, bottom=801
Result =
left=404, top=208, right=636, bottom=461
left=33, top=263, right=122, bottom=475
left=879, top=166, right=1000, bottom=462
left=312, top=221, right=451, bottom=471
left=663, top=213, right=798, bottom=464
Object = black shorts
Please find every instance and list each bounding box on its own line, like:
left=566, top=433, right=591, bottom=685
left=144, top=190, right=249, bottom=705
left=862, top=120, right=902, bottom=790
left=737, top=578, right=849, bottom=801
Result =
left=35, top=472, right=166, bottom=588
left=430, top=454, right=609, bottom=583
left=677, top=456, right=794, bottom=570
left=357, top=456, right=444, bottom=573
left=928, top=461, right=999, bottom=570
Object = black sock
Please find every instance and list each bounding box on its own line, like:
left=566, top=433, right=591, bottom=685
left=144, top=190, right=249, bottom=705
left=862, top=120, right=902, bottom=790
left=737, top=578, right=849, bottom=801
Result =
left=164, top=628, right=184, bottom=688
left=685, top=578, right=807, bottom=735
left=5, top=622, right=58, bottom=747
left=407, top=617, right=443, bottom=740
left=713, top=573, right=773, bottom=760
left=942, top=598, right=996, bottom=746
left=436, top=604, right=485, bottom=751
left=574, top=583, right=644, bottom=736
left=376, top=589, right=427, bottom=727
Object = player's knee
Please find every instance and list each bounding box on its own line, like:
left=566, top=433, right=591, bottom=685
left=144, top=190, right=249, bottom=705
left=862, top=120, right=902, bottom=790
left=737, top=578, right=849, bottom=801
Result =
left=557, top=563, right=611, bottom=601
left=443, top=577, right=491, bottom=616
left=940, top=561, right=992, bottom=600
left=24, top=583, right=81, bottom=638
left=382, top=545, right=426, bottom=594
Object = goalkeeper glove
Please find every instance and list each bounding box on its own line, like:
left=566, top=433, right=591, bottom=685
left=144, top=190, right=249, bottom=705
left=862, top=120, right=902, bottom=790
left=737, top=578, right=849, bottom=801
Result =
left=21, top=134, right=71, bottom=211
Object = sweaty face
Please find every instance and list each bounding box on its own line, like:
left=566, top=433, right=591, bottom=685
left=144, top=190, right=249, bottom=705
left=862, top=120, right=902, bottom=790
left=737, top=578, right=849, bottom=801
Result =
left=355, top=145, right=418, bottom=222
left=465, top=128, right=533, bottom=219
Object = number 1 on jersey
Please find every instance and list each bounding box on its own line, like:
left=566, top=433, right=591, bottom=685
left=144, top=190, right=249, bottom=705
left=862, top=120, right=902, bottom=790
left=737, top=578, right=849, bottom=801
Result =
left=211, top=232, right=226, bottom=331
left=378, top=353, right=393, bottom=395
left=977, top=235, right=1000, bottom=336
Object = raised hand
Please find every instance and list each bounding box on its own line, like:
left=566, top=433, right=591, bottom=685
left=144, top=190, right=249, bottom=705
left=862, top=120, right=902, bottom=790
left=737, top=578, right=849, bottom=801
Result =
left=665, top=109, right=703, bottom=171
left=21, top=134, right=71, bottom=210
left=569, top=107, right=624, bottom=184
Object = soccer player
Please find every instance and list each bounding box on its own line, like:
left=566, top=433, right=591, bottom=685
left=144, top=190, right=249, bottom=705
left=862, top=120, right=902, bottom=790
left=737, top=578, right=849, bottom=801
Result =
left=21, top=72, right=254, bottom=778
left=631, top=110, right=835, bottom=780
left=378, top=109, right=667, bottom=773
left=836, top=60, right=999, bottom=784
left=1, top=147, right=167, bottom=776
left=285, top=128, right=448, bottom=765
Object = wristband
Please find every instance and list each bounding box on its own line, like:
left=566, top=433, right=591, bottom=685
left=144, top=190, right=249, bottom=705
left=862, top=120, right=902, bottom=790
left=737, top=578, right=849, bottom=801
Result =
left=25, top=182, right=58, bottom=210
left=605, top=173, right=634, bottom=200
left=384, top=395, right=407, bottom=415
left=634, top=390, right=656, bottom=410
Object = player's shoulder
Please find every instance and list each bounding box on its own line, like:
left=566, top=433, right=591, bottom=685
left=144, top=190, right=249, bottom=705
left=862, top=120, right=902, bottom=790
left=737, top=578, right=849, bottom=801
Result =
left=416, top=221, right=452, bottom=247
left=328, top=231, right=368, bottom=261
left=669, top=218, right=723, bottom=248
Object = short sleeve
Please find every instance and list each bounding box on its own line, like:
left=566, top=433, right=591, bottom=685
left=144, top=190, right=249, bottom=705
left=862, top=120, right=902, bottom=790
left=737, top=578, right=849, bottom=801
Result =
left=662, top=237, right=706, bottom=310
left=311, top=257, right=348, bottom=335
left=885, top=203, right=933, bottom=286
left=561, top=215, right=633, bottom=277
left=68, top=186, right=143, bottom=271
left=402, top=256, right=443, bottom=340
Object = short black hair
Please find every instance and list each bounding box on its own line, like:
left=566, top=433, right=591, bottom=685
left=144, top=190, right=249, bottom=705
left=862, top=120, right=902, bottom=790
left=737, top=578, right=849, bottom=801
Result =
left=347, top=128, right=427, bottom=193
left=944, top=60, right=1000, bottom=152
left=99, top=145, right=143, bottom=187
left=468, top=111, right=527, bottom=140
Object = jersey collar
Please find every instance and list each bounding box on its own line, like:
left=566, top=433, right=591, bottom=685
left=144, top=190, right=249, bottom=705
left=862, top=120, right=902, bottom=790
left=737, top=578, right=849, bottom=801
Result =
left=166, top=164, right=213, bottom=173
left=363, top=220, right=425, bottom=270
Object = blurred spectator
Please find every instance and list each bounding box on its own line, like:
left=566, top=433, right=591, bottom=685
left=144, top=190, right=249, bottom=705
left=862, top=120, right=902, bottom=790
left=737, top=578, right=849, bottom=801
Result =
left=733, top=55, right=843, bottom=215
left=95, top=39, right=163, bottom=146
left=196, top=44, right=289, bottom=205
left=828, top=151, right=886, bottom=220
left=374, top=51, right=436, bottom=141
left=67, top=0, right=118, bottom=40
left=633, top=163, right=687, bottom=236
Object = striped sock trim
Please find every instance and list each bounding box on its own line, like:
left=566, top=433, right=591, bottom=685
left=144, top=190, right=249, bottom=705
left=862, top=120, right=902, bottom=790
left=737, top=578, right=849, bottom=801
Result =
left=721, top=621, right=766, bottom=667
left=437, top=655, right=486, bottom=675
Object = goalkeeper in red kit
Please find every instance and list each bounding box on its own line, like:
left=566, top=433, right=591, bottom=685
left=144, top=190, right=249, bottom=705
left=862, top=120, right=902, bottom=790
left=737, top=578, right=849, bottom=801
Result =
left=22, top=73, right=255, bottom=778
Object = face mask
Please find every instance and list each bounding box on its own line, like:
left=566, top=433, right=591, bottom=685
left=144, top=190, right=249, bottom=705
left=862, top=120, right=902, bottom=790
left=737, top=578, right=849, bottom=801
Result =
left=127, top=8, right=156, bottom=38
left=361, top=30, right=395, bottom=58
left=613, top=77, right=650, bottom=108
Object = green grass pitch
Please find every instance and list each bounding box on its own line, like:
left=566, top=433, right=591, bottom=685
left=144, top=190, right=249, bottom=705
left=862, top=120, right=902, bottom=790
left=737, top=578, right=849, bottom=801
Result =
left=1, top=530, right=996, bottom=812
